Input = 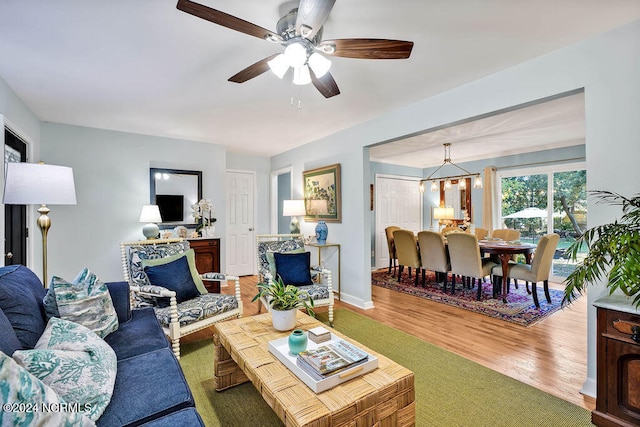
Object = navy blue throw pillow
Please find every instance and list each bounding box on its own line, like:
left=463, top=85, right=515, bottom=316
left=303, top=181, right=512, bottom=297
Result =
left=274, top=252, right=313, bottom=286
left=144, top=256, right=200, bottom=308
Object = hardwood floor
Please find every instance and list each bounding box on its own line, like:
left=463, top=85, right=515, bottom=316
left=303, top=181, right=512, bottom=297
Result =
left=184, top=274, right=595, bottom=412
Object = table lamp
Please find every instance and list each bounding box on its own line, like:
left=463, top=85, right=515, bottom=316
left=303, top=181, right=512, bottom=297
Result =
left=433, top=207, right=454, bottom=230
left=282, top=200, right=305, bottom=234
left=3, top=162, right=77, bottom=287
left=139, top=205, right=162, bottom=239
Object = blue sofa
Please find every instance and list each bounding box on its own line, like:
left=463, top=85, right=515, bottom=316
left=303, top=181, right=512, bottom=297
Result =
left=0, top=265, right=204, bottom=426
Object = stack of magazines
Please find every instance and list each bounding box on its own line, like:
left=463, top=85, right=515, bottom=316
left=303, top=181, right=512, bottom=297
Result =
left=296, top=339, right=369, bottom=381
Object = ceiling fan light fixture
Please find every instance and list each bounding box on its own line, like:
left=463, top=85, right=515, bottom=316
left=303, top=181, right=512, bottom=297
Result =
left=293, top=65, right=311, bottom=85
left=264, top=34, right=280, bottom=43
left=299, top=24, right=313, bottom=38
left=284, top=42, right=308, bottom=68
left=268, top=54, right=289, bottom=79
left=319, top=44, right=336, bottom=54
left=308, top=52, right=331, bottom=78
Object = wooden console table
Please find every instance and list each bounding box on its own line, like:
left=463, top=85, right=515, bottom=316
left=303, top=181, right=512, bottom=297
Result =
left=593, top=296, right=640, bottom=426
left=187, top=238, right=220, bottom=293
left=213, top=312, right=415, bottom=426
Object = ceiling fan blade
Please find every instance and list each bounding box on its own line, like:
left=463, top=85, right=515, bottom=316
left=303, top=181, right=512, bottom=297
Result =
left=296, top=0, right=336, bottom=40
left=228, top=54, right=280, bottom=83
left=177, top=0, right=282, bottom=42
left=319, top=38, right=414, bottom=59
left=311, top=70, right=340, bottom=98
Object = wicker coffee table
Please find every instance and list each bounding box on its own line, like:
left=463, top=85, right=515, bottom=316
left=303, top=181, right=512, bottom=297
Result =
left=213, top=312, right=415, bottom=427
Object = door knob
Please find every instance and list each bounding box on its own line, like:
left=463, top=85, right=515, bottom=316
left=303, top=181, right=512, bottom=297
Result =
left=5, top=252, right=13, bottom=259
left=249, top=228, right=254, bottom=231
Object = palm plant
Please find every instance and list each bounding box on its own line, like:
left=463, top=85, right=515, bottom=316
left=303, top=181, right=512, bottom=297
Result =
left=563, top=191, right=640, bottom=307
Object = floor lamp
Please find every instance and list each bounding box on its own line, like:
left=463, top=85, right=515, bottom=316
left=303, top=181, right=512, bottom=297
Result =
left=3, top=162, right=77, bottom=287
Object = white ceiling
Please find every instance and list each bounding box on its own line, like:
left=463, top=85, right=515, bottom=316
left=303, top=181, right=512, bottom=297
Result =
left=1, top=1, right=639, bottom=159
left=369, top=91, right=586, bottom=169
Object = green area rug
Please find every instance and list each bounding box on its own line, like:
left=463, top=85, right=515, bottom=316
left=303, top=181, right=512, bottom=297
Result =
left=180, top=308, right=591, bottom=426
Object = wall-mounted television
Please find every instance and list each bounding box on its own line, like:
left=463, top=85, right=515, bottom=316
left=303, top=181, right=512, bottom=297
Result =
left=155, top=194, right=184, bottom=222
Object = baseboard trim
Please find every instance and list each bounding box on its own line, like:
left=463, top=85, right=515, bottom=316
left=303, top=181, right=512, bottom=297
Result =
left=338, top=292, right=375, bottom=310
left=581, top=377, right=596, bottom=398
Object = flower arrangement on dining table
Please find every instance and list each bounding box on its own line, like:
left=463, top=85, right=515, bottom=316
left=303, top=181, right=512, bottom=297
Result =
left=192, top=199, right=216, bottom=235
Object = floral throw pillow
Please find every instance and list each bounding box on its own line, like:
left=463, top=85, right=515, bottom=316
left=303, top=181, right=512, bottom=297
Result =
left=0, top=351, right=95, bottom=426
left=43, top=268, right=118, bottom=338
left=12, top=317, right=117, bottom=422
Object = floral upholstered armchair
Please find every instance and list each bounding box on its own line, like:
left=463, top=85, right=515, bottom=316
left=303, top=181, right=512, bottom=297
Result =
left=120, top=238, right=242, bottom=358
left=256, top=234, right=333, bottom=326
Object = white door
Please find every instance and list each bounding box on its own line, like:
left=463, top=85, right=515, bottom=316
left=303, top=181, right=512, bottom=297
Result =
left=225, top=171, right=256, bottom=276
left=375, top=175, right=422, bottom=269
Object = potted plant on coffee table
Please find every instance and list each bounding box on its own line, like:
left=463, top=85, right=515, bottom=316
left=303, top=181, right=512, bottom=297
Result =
left=252, top=276, right=315, bottom=331
left=563, top=191, right=640, bottom=307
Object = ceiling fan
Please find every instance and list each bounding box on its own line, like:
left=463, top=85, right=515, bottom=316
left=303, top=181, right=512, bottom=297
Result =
left=176, top=0, right=414, bottom=98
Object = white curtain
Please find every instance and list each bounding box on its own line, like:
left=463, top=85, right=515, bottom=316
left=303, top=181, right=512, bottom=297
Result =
left=482, top=166, right=497, bottom=233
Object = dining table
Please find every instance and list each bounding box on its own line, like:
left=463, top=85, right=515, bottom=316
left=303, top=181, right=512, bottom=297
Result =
left=478, top=239, right=536, bottom=303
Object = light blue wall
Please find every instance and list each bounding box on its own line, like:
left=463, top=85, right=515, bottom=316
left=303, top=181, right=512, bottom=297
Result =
left=368, top=145, right=585, bottom=265
left=0, top=75, right=41, bottom=277
left=421, top=144, right=587, bottom=227
left=271, top=19, right=640, bottom=395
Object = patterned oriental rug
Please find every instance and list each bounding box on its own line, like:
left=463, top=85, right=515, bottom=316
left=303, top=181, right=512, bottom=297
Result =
left=371, top=269, right=570, bottom=326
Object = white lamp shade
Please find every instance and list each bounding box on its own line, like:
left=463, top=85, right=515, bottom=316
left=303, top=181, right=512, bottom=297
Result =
left=433, top=207, right=454, bottom=220
left=139, top=205, right=162, bottom=223
left=268, top=53, right=289, bottom=79
left=3, top=162, right=77, bottom=205
left=293, top=65, right=311, bottom=85
left=283, top=200, right=305, bottom=216
left=308, top=52, right=331, bottom=78
left=284, top=42, right=308, bottom=68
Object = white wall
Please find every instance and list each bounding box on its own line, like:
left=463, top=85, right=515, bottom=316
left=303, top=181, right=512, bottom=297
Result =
left=271, top=19, right=640, bottom=396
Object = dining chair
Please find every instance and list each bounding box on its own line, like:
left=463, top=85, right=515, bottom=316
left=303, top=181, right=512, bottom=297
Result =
left=474, top=228, right=489, bottom=240
left=491, top=228, right=521, bottom=241
left=441, top=225, right=463, bottom=236
left=385, top=226, right=402, bottom=274
left=493, top=233, right=560, bottom=308
left=392, top=229, right=421, bottom=286
left=417, top=231, right=451, bottom=291
left=447, top=233, right=498, bottom=300
left=491, top=228, right=522, bottom=265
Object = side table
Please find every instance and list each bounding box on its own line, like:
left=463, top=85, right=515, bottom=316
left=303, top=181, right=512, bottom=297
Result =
left=305, top=242, right=341, bottom=300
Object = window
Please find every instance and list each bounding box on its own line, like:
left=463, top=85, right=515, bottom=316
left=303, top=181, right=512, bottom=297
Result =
left=496, top=163, right=586, bottom=279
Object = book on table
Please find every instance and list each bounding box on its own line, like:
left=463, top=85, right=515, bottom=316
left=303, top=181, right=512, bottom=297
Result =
left=297, top=339, right=368, bottom=378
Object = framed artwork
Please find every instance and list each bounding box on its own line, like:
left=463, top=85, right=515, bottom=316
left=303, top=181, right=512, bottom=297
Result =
left=303, top=163, right=341, bottom=223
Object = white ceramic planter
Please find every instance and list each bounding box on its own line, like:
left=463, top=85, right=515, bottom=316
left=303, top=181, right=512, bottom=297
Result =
left=271, top=308, right=297, bottom=331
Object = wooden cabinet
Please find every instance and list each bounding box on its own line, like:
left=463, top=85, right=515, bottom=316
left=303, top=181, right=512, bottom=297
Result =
left=187, top=238, right=220, bottom=293
left=593, top=299, right=640, bottom=427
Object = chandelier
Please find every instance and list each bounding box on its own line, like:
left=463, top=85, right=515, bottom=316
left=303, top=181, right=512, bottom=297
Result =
left=419, top=143, right=483, bottom=193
